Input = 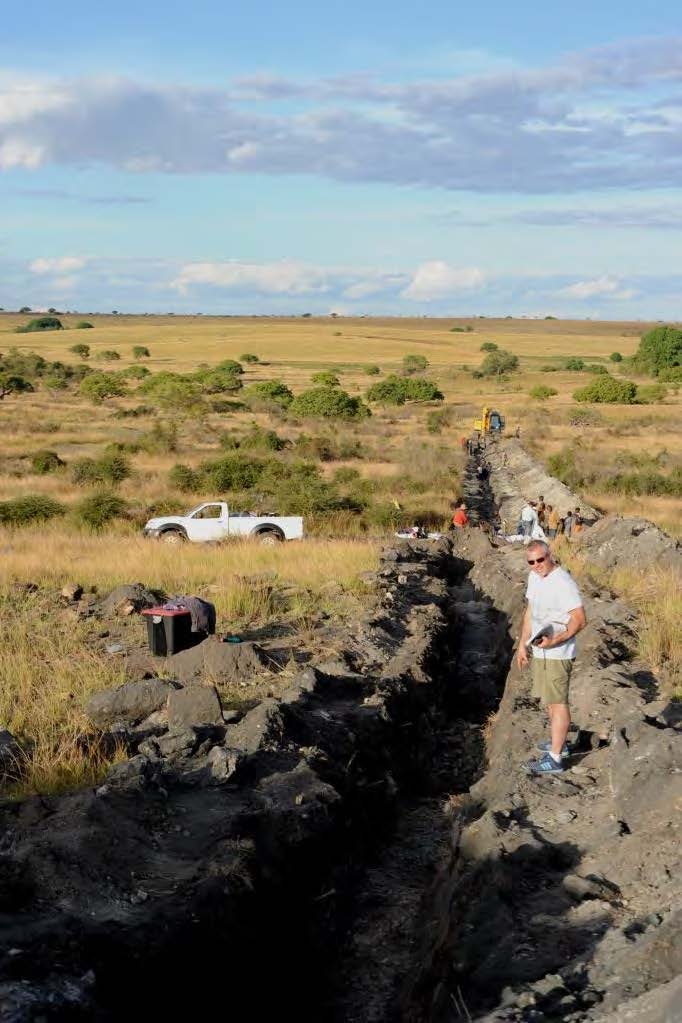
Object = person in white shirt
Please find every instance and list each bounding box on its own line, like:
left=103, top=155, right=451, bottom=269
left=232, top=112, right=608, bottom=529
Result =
left=516, top=540, right=587, bottom=775
left=519, top=501, right=538, bottom=537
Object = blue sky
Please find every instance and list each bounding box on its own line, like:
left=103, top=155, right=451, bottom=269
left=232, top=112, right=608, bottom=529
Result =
left=2, top=1, right=682, bottom=316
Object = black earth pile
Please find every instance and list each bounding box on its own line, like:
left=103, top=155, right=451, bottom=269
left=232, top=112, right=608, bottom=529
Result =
left=460, top=443, right=497, bottom=528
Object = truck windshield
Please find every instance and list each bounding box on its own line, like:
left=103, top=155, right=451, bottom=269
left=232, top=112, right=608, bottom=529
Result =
left=191, top=505, right=223, bottom=519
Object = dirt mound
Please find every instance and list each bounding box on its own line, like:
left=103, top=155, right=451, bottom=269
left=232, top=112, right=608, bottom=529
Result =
left=486, top=438, right=600, bottom=529
left=573, top=514, right=682, bottom=572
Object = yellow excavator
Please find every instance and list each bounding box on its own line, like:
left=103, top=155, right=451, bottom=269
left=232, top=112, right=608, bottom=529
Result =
left=473, top=406, right=505, bottom=434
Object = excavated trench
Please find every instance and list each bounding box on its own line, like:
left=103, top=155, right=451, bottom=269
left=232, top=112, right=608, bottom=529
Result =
left=1, top=443, right=680, bottom=1022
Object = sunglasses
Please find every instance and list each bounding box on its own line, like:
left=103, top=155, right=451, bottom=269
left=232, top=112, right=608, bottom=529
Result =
left=527, top=556, right=547, bottom=566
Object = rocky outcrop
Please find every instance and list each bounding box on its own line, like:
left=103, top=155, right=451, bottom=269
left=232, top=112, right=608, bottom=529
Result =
left=572, top=513, right=682, bottom=572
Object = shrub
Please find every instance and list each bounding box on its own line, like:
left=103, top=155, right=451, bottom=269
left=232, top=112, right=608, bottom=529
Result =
left=479, top=349, right=519, bottom=376
left=610, top=351, right=623, bottom=363
left=635, top=383, right=667, bottom=404
left=480, top=342, right=498, bottom=352
left=564, top=357, right=585, bottom=371
left=112, top=404, right=156, bottom=419
left=529, top=385, right=558, bottom=400
left=69, top=343, right=91, bottom=358
left=42, top=374, right=69, bottom=391
left=311, top=371, right=340, bottom=387
left=139, top=372, right=204, bottom=410
left=168, top=464, right=202, bottom=492
left=402, top=354, right=428, bottom=375
left=449, top=325, right=474, bottom=333
left=541, top=365, right=560, bottom=373
left=117, top=364, right=151, bottom=380
left=79, top=373, right=128, bottom=403
left=239, top=353, right=259, bottom=363
left=239, top=425, right=287, bottom=452
left=0, top=374, right=35, bottom=399
left=97, top=350, right=121, bottom=361
left=366, top=375, right=442, bottom=405
left=633, top=325, right=682, bottom=376
left=289, top=387, right=370, bottom=420
left=0, top=494, right=65, bottom=526
left=243, top=379, right=294, bottom=410
left=573, top=376, right=637, bottom=404
left=139, top=421, right=178, bottom=454
left=75, top=321, right=93, bottom=330
left=71, top=452, right=131, bottom=486
left=658, top=366, right=682, bottom=383
left=585, top=364, right=608, bottom=375
left=364, top=365, right=381, bottom=375
left=215, top=359, right=244, bottom=376
left=603, top=471, right=682, bottom=497
left=546, top=448, right=586, bottom=490
left=15, top=316, right=63, bottom=333
left=31, top=450, right=64, bottom=474
left=132, top=346, right=150, bottom=359
left=74, top=491, right=129, bottom=529
left=200, top=454, right=269, bottom=491
left=567, top=406, right=603, bottom=427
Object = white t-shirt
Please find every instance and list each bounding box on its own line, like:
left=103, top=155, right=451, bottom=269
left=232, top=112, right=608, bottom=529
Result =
left=525, top=566, right=583, bottom=660
left=521, top=505, right=537, bottom=523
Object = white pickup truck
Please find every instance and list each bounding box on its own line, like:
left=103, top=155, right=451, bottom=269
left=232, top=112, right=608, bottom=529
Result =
left=142, top=502, right=304, bottom=545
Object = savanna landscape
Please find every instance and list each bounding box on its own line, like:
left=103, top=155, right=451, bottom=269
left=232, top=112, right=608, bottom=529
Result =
left=0, top=311, right=680, bottom=794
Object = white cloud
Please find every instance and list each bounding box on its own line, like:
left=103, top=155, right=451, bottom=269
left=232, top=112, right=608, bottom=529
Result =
left=402, top=261, right=485, bottom=300
left=0, top=139, right=44, bottom=169
left=30, top=256, right=86, bottom=274
left=171, top=260, right=331, bottom=295
left=558, top=275, right=636, bottom=300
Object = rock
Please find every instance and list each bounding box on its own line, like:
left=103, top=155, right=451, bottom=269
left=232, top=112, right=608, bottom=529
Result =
left=167, top=685, right=223, bottom=731
left=60, top=583, right=83, bottom=602
left=574, top=515, right=681, bottom=573
left=222, top=708, right=242, bottom=724
left=106, top=754, right=159, bottom=789
left=0, top=730, right=23, bottom=777
left=206, top=745, right=240, bottom=782
left=165, top=637, right=268, bottom=685
left=100, top=583, right=159, bottom=616
left=563, top=874, right=621, bottom=903
left=86, top=678, right=177, bottom=729
left=105, top=643, right=125, bottom=655
left=140, top=730, right=196, bottom=758
left=224, top=699, right=284, bottom=755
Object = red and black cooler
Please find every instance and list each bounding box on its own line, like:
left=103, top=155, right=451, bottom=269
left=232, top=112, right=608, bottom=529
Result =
left=142, top=607, right=198, bottom=656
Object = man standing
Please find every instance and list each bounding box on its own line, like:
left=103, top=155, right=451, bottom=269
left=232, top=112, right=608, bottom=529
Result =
left=517, top=541, right=587, bottom=775
left=519, top=500, right=538, bottom=537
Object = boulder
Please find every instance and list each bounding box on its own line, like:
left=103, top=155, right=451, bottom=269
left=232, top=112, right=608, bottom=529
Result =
left=165, top=636, right=268, bottom=685
left=85, top=678, right=177, bottom=729
left=573, top=515, right=681, bottom=572
left=60, top=583, right=83, bottom=602
left=166, top=685, right=223, bottom=731
left=100, top=583, right=159, bottom=616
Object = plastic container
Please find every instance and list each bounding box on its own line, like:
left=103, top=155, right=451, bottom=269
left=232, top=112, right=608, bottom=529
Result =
left=141, top=607, right=197, bottom=656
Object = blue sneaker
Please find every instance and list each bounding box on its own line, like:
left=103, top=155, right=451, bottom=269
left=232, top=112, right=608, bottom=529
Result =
left=536, top=741, right=572, bottom=758
left=525, top=752, right=565, bottom=776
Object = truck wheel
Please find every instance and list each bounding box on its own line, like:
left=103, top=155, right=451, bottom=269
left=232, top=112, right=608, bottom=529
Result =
left=160, top=529, right=186, bottom=545
left=258, top=530, right=283, bottom=546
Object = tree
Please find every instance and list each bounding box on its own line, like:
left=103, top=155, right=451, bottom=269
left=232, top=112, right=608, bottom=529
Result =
left=480, top=341, right=498, bottom=352
left=244, top=380, right=294, bottom=409
left=364, top=365, right=381, bottom=375
left=609, top=351, right=623, bottom=362
left=311, top=371, right=340, bottom=387
left=132, top=345, right=150, bottom=359
left=289, top=387, right=370, bottom=420
left=15, top=316, right=63, bottom=334
left=140, top=372, right=204, bottom=411
left=19, top=306, right=31, bottom=314
left=79, top=373, right=128, bottom=403
left=479, top=349, right=519, bottom=376
left=0, top=374, right=34, bottom=400
left=366, top=375, right=443, bottom=406
left=633, top=325, right=682, bottom=376
left=97, top=350, right=121, bottom=361
left=402, top=354, right=428, bottom=375
left=573, top=376, right=637, bottom=404
left=69, top=343, right=91, bottom=359
left=564, top=357, right=585, bottom=371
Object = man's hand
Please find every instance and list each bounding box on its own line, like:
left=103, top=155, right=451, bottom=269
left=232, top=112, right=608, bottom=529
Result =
left=517, top=644, right=529, bottom=669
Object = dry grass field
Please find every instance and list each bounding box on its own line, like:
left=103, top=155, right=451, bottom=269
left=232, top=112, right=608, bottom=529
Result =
left=0, top=312, right=679, bottom=791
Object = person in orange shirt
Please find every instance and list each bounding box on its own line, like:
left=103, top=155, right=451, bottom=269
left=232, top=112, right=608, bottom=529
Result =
left=451, top=499, right=469, bottom=529
left=547, top=504, right=560, bottom=539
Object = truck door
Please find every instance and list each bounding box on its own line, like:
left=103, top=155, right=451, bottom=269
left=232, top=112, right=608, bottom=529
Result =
left=187, top=503, right=229, bottom=541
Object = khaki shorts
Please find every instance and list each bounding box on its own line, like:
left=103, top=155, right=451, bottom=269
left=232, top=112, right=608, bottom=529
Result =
left=531, top=657, right=574, bottom=705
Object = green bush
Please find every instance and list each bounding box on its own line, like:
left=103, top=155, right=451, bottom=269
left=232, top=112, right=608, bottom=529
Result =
left=564, top=357, right=585, bottom=371
left=449, top=325, right=474, bottom=333
left=79, top=373, right=128, bottom=403
left=364, top=365, right=381, bottom=375
left=633, top=325, right=682, bottom=376
left=168, top=464, right=202, bottom=492
left=74, top=491, right=129, bottom=529
left=239, top=425, right=287, bottom=452
left=239, top=353, right=259, bottom=363
left=529, top=385, right=558, bottom=400
left=657, top=366, right=682, bottom=383
left=366, top=375, right=442, bottom=405
left=609, top=351, right=623, bottom=362
left=289, top=387, right=370, bottom=420
left=15, top=316, right=63, bottom=333
left=603, top=471, right=682, bottom=497
left=118, top=364, right=151, bottom=380
left=31, top=450, right=64, bottom=474
left=567, top=406, right=603, bottom=427
left=573, top=376, right=637, bottom=404
left=402, top=354, right=428, bottom=375
left=200, top=454, right=270, bottom=491
left=132, top=346, right=150, bottom=359
left=585, top=364, right=608, bottom=374
left=69, top=343, right=91, bottom=358
left=138, top=421, right=178, bottom=454
left=0, top=374, right=35, bottom=399
left=41, top=375, right=69, bottom=391
left=243, top=379, right=294, bottom=409
left=546, top=448, right=586, bottom=490
left=71, top=452, right=131, bottom=486
left=215, top=359, right=244, bottom=376
left=75, top=321, right=93, bottom=330
left=479, top=349, right=519, bottom=376
left=311, top=371, right=340, bottom=387
left=139, top=372, right=204, bottom=411
left=97, top=350, right=121, bottom=361
left=635, top=383, right=667, bottom=404
left=480, top=342, right=498, bottom=352
left=403, top=377, right=443, bottom=401
left=0, top=494, right=65, bottom=526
